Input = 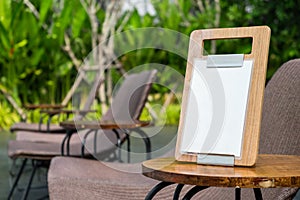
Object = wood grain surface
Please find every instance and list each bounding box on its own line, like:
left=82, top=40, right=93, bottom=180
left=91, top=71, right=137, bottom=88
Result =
left=143, top=154, right=300, bottom=188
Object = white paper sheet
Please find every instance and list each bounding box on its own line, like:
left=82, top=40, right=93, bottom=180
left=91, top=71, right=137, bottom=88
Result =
left=180, top=57, right=253, bottom=157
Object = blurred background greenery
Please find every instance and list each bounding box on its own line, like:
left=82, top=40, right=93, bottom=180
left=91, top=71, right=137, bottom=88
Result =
left=0, top=0, right=299, bottom=129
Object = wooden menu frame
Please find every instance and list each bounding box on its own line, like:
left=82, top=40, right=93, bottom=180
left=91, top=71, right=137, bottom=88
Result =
left=175, top=26, right=271, bottom=166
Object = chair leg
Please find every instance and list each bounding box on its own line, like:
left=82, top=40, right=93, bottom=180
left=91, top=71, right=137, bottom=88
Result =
left=21, top=161, right=38, bottom=200
left=112, top=129, right=122, bottom=162
left=9, top=159, right=17, bottom=177
left=133, top=128, right=151, bottom=159
left=8, top=158, right=28, bottom=199
left=123, top=130, right=130, bottom=163
left=93, top=130, right=97, bottom=154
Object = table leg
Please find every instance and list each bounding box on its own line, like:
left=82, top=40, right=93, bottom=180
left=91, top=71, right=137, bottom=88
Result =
left=145, top=182, right=174, bottom=200
left=253, top=188, right=263, bottom=200
left=235, top=188, right=241, bottom=200
left=173, top=184, right=184, bottom=200
left=182, top=186, right=209, bottom=200
left=236, top=188, right=263, bottom=200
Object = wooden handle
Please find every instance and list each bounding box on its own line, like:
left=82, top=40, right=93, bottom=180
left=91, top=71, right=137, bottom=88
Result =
left=189, top=26, right=270, bottom=59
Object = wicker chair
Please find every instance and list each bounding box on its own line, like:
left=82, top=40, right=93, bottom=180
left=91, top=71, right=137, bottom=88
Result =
left=7, top=70, right=157, bottom=199
left=48, top=59, right=299, bottom=199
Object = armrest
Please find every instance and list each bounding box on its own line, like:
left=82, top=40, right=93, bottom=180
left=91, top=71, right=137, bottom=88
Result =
left=60, top=120, right=150, bottom=130
left=24, top=103, right=65, bottom=110
left=98, top=120, right=151, bottom=129
left=40, top=109, right=97, bottom=116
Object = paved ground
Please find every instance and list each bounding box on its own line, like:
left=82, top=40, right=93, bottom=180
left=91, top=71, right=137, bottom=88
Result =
left=0, top=126, right=177, bottom=199
left=0, top=130, right=14, bottom=199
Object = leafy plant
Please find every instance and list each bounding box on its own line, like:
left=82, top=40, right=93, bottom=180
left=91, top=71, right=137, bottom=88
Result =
left=0, top=102, right=20, bottom=130
left=164, top=104, right=181, bottom=125
left=1, top=0, right=299, bottom=129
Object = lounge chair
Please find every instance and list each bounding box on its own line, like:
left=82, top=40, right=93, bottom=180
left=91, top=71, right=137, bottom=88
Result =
left=10, top=66, right=104, bottom=133
left=48, top=59, right=300, bottom=199
left=7, top=70, right=157, bottom=199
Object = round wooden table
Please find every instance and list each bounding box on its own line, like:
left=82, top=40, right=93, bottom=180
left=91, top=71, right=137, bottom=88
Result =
left=142, top=154, right=300, bottom=199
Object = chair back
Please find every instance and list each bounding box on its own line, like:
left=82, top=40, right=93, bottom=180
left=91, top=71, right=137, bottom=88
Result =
left=101, top=70, right=157, bottom=122
left=259, top=59, right=300, bottom=155
left=72, top=70, right=105, bottom=120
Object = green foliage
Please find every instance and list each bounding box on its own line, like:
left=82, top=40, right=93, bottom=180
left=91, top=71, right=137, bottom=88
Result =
left=0, top=0, right=93, bottom=106
left=220, top=0, right=300, bottom=78
left=0, top=102, right=20, bottom=130
left=121, top=0, right=300, bottom=81
left=139, top=103, right=181, bottom=125
left=119, top=0, right=205, bottom=90
left=0, top=0, right=93, bottom=129
left=164, top=104, right=181, bottom=125
left=0, top=0, right=299, bottom=129
left=0, top=1, right=61, bottom=104
left=249, top=0, right=300, bottom=78
left=139, top=107, right=152, bottom=122
left=0, top=0, right=11, bottom=29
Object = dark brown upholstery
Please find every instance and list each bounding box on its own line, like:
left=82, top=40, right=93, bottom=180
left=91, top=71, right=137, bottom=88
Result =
left=48, top=156, right=175, bottom=200
left=257, top=59, right=300, bottom=199
left=48, top=60, right=300, bottom=199
left=50, top=155, right=230, bottom=200
left=101, top=70, right=156, bottom=122
left=48, top=156, right=293, bottom=200
left=259, top=59, right=300, bottom=155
